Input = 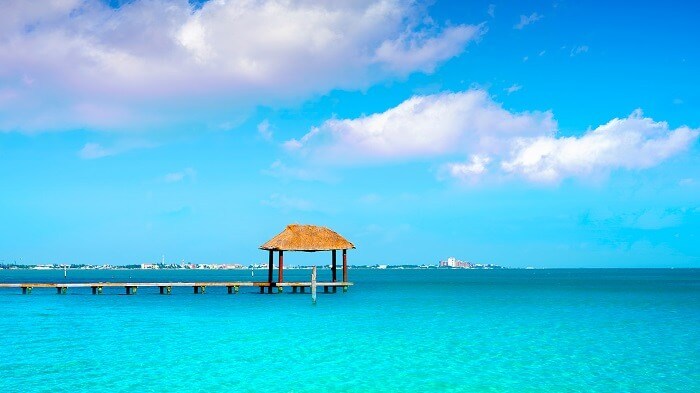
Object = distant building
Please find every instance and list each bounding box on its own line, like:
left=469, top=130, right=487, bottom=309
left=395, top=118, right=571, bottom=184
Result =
left=439, top=257, right=472, bottom=268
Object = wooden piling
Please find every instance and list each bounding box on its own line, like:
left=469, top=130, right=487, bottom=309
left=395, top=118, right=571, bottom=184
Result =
left=343, top=249, right=348, bottom=282
left=311, top=266, right=317, bottom=305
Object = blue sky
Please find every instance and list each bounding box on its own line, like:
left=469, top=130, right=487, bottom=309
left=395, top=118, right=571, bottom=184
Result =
left=1, top=0, right=698, bottom=267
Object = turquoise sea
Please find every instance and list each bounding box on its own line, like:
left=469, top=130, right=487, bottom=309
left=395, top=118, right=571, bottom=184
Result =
left=1, top=268, right=699, bottom=392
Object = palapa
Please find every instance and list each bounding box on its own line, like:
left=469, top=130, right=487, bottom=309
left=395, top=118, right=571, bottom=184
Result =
left=260, top=224, right=355, bottom=252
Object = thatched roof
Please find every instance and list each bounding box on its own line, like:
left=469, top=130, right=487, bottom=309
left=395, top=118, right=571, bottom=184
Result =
left=260, top=224, right=355, bottom=251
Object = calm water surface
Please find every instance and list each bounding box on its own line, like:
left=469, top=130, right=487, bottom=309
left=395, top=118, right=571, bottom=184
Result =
left=1, top=269, right=698, bottom=392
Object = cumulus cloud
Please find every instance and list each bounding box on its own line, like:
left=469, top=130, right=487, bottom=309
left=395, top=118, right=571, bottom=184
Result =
left=502, top=110, right=699, bottom=182
left=286, top=89, right=555, bottom=163
left=286, top=90, right=698, bottom=183
left=514, top=13, right=543, bottom=29
left=0, top=0, right=482, bottom=133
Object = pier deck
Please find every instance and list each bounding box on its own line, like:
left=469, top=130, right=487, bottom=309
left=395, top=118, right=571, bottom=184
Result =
left=0, top=281, right=353, bottom=295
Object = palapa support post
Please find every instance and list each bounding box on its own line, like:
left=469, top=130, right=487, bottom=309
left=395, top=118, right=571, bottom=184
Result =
left=259, top=286, right=265, bottom=294
left=311, top=266, right=317, bottom=305
left=278, top=250, right=284, bottom=283
left=227, top=286, right=233, bottom=294
left=159, top=286, right=164, bottom=295
left=292, top=286, right=297, bottom=294
left=268, top=250, right=273, bottom=285
left=343, top=249, right=348, bottom=283
left=332, top=250, right=337, bottom=282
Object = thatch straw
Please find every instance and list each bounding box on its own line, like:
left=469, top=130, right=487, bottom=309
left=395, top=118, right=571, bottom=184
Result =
left=260, top=224, right=355, bottom=251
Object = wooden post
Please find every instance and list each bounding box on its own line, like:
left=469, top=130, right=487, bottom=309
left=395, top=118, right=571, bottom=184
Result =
left=159, top=286, right=164, bottom=295
left=332, top=250, right=337, bottom=282
left=311, top=266, right=317, bottom=305
left=92, top=286, right=98, bottom=295
left=268, top=250, right=273, bottom=284
left=278, top=250, right=284, bottom=283
left=227, top=286, right=233, bottom=294
left=343, top=249, right=348, bottom=282
left=57, top=287, right=67, bottom=295
left=22, top=286, right=32, bottom=295
left=125, top=286, right=136, bottom=295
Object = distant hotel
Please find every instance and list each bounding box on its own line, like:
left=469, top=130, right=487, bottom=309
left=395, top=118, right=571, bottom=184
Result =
left=439, top=257, right=472, bottom=268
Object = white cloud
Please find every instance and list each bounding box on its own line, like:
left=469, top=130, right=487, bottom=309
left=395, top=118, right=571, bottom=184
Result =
left=287, top=91, right=699, bottom=183
left=374, top=24, right=483, bottom=75
left=77, top=139, right=155, bottom=159
left=443, top=155, right=491, bottom=181
left=514, top=13, right=543, bottom=29
left=78, top=143, right=112, bottom=160
left=261, top=160, right=332, bottom=182
left=257, top=120, right=273, bottom=141
left=0, top=0, right=482, bottom=133
left=502, top=110, right=699, bottom=182
left=163, top=168, right=196, bottom=183
left=287, top=89, right=555, bottom=163
left=505, top=84, right=522, bottom=94
left=261, top=193, right=314, bottom=212
left=570, top=45, right=589, bottom=57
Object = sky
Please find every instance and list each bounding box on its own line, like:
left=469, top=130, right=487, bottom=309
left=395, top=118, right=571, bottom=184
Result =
left=1, top=0, right=699, bottom=268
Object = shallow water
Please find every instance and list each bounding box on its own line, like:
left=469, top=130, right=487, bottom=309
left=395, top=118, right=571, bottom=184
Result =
left=1, top=269, right=698, bottom=392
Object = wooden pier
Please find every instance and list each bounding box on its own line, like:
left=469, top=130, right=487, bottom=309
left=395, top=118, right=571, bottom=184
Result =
left=2, top=224, right=356, bottom=299
left=0, top=281, right=352, bottom=295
